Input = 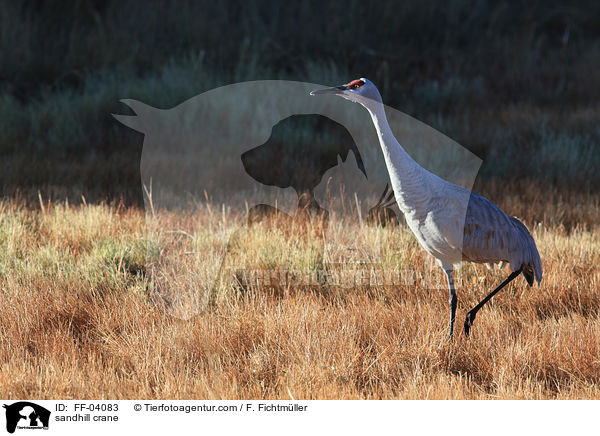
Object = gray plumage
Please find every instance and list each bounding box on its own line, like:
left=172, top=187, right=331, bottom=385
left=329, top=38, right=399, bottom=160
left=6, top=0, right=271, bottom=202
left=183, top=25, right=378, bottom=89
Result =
left=462, top=192, right=542, bottom=286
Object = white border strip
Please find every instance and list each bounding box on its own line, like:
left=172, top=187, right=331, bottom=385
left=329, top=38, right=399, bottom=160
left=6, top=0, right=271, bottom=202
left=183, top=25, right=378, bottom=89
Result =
left=0, top=400, right=595, bottom=435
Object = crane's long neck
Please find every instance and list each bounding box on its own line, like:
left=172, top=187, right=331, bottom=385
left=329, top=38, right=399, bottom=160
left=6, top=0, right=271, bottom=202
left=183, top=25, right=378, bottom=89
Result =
left=367, top=103, right=430, bottom=216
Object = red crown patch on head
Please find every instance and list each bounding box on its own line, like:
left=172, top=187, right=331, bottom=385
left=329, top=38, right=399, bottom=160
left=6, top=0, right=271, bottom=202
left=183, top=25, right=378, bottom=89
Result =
left=346, top=79, right=365, bottom=89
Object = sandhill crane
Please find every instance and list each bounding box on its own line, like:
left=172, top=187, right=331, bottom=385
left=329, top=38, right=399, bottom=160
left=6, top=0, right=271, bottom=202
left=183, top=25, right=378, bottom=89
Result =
left=310, top=78, right=542, bottom=337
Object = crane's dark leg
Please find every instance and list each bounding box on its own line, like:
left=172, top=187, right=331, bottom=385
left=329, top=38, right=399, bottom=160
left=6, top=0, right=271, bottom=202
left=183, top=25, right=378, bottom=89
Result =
left=464, top=267, right=522, bottom=337
left=444, top=269, right=457, bottom=337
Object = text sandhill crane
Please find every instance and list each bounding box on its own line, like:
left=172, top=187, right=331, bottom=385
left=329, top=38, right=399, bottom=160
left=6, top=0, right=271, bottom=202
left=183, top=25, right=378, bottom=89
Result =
left=311, top=78, right=542, bottom=337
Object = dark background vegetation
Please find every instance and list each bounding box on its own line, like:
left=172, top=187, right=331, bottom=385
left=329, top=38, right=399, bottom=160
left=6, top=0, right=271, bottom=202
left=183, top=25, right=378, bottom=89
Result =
left=1, top=0, right=599, bottom=207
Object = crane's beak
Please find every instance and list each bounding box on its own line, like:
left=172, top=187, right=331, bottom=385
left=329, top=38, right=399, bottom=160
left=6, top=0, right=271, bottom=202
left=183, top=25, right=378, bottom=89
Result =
left=309, top=85, right=347, bottom=96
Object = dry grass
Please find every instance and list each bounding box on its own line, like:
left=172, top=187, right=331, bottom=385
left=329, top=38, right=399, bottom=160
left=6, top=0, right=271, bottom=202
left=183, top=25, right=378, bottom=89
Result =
left=1, top=191, right=599, bottom=400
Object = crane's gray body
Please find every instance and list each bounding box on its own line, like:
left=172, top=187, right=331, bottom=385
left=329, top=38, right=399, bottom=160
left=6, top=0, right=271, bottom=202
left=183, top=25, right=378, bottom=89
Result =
left=462, top=191, right=542, bottom=284
left=387, top=166, right=542, bottom=286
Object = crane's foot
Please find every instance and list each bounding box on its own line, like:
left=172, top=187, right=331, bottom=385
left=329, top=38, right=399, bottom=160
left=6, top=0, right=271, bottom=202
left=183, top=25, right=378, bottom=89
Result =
left=448, top=320, right=455, bottom=337
left=464, top=311, right=476, bottom=337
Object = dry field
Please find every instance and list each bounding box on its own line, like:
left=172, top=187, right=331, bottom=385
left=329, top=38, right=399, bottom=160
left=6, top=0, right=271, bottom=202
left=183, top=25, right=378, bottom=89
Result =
left=1, top=187, right=599, bottom=400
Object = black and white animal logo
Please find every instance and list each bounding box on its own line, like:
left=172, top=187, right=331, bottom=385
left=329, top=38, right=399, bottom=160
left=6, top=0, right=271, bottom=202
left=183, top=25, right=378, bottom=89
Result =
left=3, top=402, right=50, bottom=433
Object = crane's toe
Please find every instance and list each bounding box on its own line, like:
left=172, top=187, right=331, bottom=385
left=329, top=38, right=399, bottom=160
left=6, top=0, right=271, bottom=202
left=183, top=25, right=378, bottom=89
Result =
left=464, top=311, right=476, bottom=337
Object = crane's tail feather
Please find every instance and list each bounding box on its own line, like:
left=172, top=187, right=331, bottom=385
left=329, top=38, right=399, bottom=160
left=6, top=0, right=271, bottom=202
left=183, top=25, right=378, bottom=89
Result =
left=510, top=217, right=542, bottom=286
left=522, top=265, right=534, bottom=287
